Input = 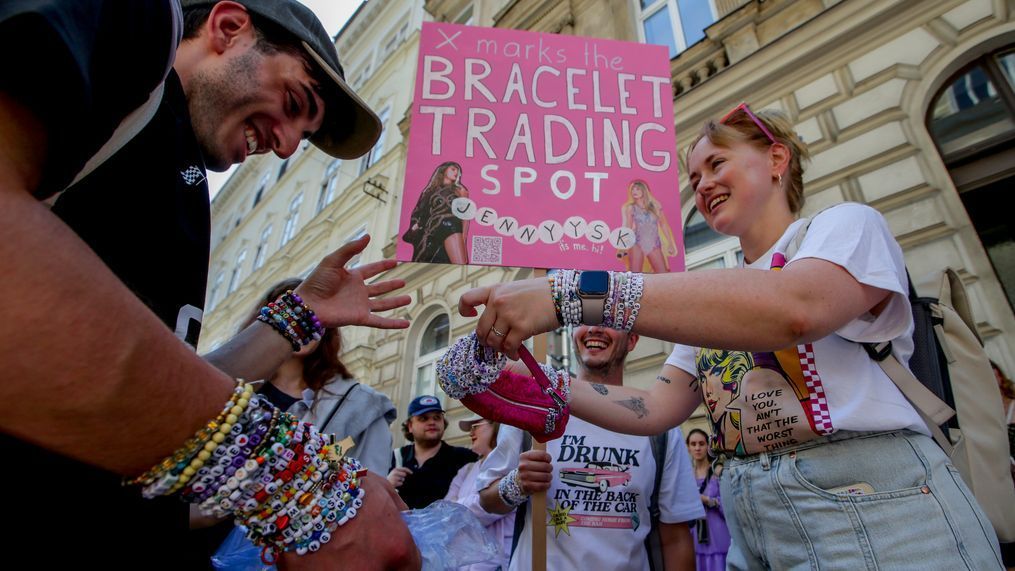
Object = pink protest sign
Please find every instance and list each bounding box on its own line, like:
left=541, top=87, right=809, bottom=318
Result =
left=398, top=22, right=683, bottom=272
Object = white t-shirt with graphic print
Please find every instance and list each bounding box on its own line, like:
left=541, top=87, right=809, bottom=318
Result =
left=476, top=418, right=703, bottom=571
left=666, top=203, right=927, bottom=456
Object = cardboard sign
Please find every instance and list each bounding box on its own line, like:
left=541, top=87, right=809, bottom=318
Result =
left=398, top=22, right=683, bottom=272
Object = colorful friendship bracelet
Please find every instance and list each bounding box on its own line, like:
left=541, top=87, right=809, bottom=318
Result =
left=257, top=290, right=324, bottom=351
left=130, top=383, right=367, bottom=561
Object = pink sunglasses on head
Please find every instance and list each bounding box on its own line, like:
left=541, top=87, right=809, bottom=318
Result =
left=720, top=102, right=777, bottom=145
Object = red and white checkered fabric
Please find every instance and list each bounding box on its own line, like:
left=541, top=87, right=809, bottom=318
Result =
left=798, top=343, right=834, bottom=434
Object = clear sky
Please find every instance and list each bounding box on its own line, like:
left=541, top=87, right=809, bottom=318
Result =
left=206, top=0, right=363, bottom=198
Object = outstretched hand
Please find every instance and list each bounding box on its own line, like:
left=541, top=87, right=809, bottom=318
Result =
left=296, top=235, right=410, bottom=330
left=458, top=277, right=558, bottom=359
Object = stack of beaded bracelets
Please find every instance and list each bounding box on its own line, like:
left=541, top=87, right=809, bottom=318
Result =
left=257, top=290, right=324, bottom=351
left=497, top=468, right=528, bottom=508
left=436, top=332, right=507, bottom=399
left=436, top=332, right=572, bottom=403
left=549, top=270, right=644, bottom=331
left=128, top=380, right=366, bottom=563
left=548, top=270, right=581, bottom=327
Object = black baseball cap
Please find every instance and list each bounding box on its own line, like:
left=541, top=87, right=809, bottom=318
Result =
left=181, top=0, right=381, bottom=159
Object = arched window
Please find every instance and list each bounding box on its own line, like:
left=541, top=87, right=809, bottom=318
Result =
left=682, top=206, right=741, bottom=270
left=413, top=313, right=450, bottom=401
left=927, top=46, right=1015, bottom=310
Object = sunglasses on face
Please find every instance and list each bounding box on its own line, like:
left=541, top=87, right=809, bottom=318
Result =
left=720, top=102, right=778, bottom=145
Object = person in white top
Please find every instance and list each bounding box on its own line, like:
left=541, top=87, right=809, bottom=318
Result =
left=450, top=104, right=1003, bottom=569
left=475, top=326, right=702, bottom=571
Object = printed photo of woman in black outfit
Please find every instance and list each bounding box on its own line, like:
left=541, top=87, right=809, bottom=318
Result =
left=403, top=161, right=470, bottom=264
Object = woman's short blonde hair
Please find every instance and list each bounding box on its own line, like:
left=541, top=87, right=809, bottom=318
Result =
left=687, top=108, right=811, bottom=214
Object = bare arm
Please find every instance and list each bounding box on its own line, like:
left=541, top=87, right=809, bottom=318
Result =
left=569, top=364, right=701, bottom=436
left=659, top=521, right=696, bottom=571
left=460, top=258, right=891, bottom=359
left=0, top=162, right=233, bottom=474
left=479, top=478, right=513, bottom=514
left=203, top=237, right=410, bottom=381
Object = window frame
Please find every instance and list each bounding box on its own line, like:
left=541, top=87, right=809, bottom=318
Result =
left=632, top=0, right=718, bottom=58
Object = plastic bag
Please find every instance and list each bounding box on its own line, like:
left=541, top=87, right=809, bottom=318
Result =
left=402, top=500, right=501, bottom=570
left=211, top=526, right=275, bottom=571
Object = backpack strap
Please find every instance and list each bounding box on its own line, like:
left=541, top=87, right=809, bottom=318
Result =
left=317, top=383, right=360, bottom=430
left=872, top=354, right=956, bottom=454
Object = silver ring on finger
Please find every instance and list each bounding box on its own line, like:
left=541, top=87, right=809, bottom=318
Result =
left=492, top=326, right=506, bottom=337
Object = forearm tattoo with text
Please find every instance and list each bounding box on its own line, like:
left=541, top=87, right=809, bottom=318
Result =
left=591, top=383, right=609, bottom=396
left=655, top=375, right=672, bottom=384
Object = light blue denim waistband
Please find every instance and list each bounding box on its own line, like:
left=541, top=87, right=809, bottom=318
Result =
left=724, top=429, right=917, bottom=466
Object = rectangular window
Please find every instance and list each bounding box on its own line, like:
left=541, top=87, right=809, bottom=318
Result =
left=253, top=224, right=272, bottom=270
left=227, top=249, right=247, bottom=294
left=359, top=106, right=390, bottom=175
left=635, top=0, right=717, bottom=58
left=281, top=193, right=304, bottom=246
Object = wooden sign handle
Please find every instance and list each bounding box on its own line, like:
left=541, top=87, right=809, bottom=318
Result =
left=530, top=268, right=548, bottom=571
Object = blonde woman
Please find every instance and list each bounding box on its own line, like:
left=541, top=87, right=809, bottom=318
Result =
left=621, top=179, right=677, bottom=273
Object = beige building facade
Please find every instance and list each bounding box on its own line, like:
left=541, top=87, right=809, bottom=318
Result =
left=203, top=0, right=1015, bottom=446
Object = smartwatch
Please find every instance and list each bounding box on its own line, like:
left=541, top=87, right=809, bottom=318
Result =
left=577, top=271, right=610, bottom=325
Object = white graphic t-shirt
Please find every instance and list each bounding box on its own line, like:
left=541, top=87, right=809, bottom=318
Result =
left=477, top=418, right=703, bottom=570
left=666, top=203, right=927, bottom=456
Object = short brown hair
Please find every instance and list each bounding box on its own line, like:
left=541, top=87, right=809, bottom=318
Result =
left=687, top=108, right=811, bottom=214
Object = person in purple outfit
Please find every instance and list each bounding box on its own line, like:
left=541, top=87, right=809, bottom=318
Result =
left=687, top=428, right=731, bottom=571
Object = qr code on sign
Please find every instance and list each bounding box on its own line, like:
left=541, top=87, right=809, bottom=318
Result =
left=471, top=235, right=502, bottom=265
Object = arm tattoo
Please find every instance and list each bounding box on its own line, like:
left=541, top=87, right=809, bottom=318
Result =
left=591, top=383, right=609, bottom=396
left=655, top=375, right=672, bottom=384
left=613, top=397, right=649, bottom=418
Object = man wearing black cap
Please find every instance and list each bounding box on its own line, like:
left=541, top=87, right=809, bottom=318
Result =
left=389, top=395, right=479, bottom=509
left=0, top=1, right=418, bottom=568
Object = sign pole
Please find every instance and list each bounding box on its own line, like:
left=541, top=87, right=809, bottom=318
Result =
left=531, top=268, right=548, bottom=571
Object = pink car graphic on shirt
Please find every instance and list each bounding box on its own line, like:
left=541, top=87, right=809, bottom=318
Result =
left=559, top=462, right=631, bottom=492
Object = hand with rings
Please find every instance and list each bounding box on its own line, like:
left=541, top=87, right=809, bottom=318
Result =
left=458, top=278, right=559, bottom=359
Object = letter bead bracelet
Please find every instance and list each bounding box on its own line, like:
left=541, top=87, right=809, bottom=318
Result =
left=550, top=270, right=643, bottom=331
left=128, top=380, right=366, bottom=563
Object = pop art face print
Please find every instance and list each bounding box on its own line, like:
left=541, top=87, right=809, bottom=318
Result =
left=399, top=22, right=683, bottom=272
left=695, top=347, right=831, bottom=455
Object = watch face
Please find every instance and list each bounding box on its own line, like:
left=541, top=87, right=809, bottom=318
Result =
left=578, top=271, right=610, bottom=296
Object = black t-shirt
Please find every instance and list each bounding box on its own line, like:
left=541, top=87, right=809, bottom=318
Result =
left=0, top=0, right=176, bottom=196
left=260, top=382, right=301, bottom=412
left=0, top=2, right=210, bottom=563
left=392, top=442, right=478, bottom=509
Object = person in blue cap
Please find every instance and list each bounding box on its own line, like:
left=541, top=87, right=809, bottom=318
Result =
left=389, top=395, right=479, bottom=509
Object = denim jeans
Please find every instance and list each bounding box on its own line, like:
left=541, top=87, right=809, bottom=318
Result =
left=720, top=430, right=1002, bottom=570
